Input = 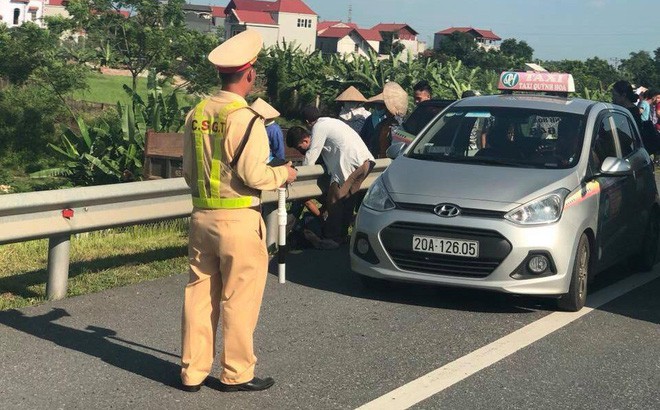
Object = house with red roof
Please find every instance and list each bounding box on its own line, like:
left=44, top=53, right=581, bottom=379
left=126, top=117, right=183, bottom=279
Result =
left=434, top=27, right=502, bottom=51
left=43, top=0, right=69, bottom=19
left=176, top=3, right=226, bottom=34
left=224, top=0, right=318, bottom=52
left=370, top=23, right=425, bottom=60
left=2, top=0, right=46, bottom=27
left=317, top=21, right=382, bottom=58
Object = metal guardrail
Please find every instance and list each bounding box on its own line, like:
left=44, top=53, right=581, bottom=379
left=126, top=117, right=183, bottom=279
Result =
left=0, top=158, right=390, bottom=300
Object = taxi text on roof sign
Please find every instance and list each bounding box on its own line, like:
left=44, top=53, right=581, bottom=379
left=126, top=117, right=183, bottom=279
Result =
left=498, top=71, right=575, bottom=93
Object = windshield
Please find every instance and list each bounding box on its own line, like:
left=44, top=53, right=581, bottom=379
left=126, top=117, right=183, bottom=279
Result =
left=407, top=107, right=586, bottom=169
left=402, top=101, right=453, bottom=135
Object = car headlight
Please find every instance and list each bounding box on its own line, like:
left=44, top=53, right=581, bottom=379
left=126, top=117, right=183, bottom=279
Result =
left=504, top=190, right=569, bottom=225
left=362, top=178, right=395, bottom=211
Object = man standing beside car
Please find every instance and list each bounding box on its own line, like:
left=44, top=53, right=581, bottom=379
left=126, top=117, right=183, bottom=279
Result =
left=413, top=80, right=432, bottom=105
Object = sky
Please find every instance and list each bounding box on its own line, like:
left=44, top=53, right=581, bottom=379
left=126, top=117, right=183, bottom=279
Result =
left=207, top=0, right=659, bottom=62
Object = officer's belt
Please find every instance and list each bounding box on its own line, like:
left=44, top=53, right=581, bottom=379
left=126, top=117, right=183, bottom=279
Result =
left=192, top=195, right=261, bottom=209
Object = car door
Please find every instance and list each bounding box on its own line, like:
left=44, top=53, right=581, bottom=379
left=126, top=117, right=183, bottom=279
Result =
left=611, top=110, right=653, bottom=254
left=590, top=113, right=628, bottom=270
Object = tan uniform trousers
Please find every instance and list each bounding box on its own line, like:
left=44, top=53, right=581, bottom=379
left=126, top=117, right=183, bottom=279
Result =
left=181, top=207, right=268, bottom=386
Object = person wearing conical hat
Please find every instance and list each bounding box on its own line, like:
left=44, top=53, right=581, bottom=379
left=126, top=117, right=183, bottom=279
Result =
left=251, top=98, right=285, bottom=162
left=180, top=29, right=296, bottom=394
left=361, top=81, right=409, bottom=158
left=335, top=86, right=370, bottom=134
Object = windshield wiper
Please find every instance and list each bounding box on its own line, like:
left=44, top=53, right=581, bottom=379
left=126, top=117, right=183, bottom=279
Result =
left=468, top=157, right=526, bottom=167
left=408, top=153, right=445, bottom=161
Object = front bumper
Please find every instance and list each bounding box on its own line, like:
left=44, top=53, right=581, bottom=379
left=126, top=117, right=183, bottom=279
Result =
left=350, top=206, right=581, bottom=295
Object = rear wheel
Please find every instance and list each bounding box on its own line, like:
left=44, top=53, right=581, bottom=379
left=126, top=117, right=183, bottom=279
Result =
left=633, top=211, right=659, bottom=272
left=557, top=233, right=590, bottom=312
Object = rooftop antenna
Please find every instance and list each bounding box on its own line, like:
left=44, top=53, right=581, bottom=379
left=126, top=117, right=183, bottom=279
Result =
left=348, top=3, right=352, bottom=23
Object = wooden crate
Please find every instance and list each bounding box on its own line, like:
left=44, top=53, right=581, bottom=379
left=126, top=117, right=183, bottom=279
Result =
left=143, top=131, right=184, bottom=180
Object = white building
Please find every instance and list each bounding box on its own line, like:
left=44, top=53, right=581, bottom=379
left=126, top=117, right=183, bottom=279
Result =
left=370, top=23, right=425, bottom=61
left=317, top=21, right=381, bottom=58
left=42, top=0, right=68, bottom=19
left=224, top=0, right=317, bottom=53
left=0, top=0, right=45, bottom=28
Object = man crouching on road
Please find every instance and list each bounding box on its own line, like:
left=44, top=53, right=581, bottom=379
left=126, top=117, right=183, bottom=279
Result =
left=287, top=106, right=375, bottom=247
left=180, top=30, right=297, bottom=393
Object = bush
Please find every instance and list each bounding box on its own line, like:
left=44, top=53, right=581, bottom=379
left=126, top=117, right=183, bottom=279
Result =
left=0, top=84, right=69, bottom=154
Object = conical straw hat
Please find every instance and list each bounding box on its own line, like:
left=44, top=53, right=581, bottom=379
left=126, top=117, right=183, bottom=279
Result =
left=366, top=92, right=384, bottom=103
left=251, top=98, right=280, bottom=120
left=335, top=86, right=367, bottom=102
left=383, top=81, right=409, bottom=116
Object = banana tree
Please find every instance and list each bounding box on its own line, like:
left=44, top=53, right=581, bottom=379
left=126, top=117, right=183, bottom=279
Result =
left=31, top=100, right=147, bottom=185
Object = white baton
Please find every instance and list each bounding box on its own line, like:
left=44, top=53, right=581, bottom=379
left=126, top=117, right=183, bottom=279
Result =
left=277, top=187, right=287, bottom=284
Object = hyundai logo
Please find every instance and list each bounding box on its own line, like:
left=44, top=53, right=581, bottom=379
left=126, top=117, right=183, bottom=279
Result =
left=434, top=204, right=461, bottom=217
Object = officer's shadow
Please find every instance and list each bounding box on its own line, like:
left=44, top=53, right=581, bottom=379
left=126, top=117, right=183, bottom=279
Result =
left=0, top=308, right=182, bottom=388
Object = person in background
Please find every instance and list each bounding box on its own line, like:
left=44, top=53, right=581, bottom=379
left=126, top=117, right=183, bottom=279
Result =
left=287, top=106, right=375, bottom=247
left=461, top=90, right=486, bottom=149
left=638, top=88, right=651, bottom=121
left=413, top=80, right=432, bottom=104
left=369, top=82, right=410, bottom=158
left=180, top=30, right=296, bottom=393
left=645, top=88, right=660, bottom=129
left=612, top=80, right=642, bottom=126
left=613, top=80, right=660, bottom=155
left=251, top=98, right=285, bottom=162
left=251, top=98, right=288, bottom=256
left=336, top=86, right=371, bottom=134
left=359, top=96, right=388, bottom=151
left=655, top=94, right=660, bottom=132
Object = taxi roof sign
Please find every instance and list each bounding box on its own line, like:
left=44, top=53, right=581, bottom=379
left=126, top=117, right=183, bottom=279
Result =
left=498, top=71, right=575, bottom=94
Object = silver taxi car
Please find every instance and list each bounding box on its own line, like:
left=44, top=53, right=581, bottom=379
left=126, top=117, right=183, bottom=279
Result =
left=350, top=73, right=660, bottom=311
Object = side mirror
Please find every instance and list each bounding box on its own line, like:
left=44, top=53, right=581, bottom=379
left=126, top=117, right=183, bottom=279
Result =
left=386, top=142, right=407, bottom=159
left=600, top=157, right=632, bottom=176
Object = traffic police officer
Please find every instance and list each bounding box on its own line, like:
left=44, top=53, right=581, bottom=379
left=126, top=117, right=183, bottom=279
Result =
left=180, top=30, right=297, bottom=393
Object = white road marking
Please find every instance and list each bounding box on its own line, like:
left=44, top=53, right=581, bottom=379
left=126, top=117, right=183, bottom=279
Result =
left=356, top=269, right=660, bottom=410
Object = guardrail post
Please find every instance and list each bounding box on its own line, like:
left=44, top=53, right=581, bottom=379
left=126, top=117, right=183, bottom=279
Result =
left=46, top=235, right=71, bottom=300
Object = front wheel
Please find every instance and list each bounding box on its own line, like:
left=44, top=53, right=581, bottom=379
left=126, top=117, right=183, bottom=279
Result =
left=557, top=233, right=590, bottom=312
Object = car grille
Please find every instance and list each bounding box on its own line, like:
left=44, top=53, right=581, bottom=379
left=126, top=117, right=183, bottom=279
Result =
left=381, top=222, right=511, bottom=278
left=395, top=202, right=506, bottom=219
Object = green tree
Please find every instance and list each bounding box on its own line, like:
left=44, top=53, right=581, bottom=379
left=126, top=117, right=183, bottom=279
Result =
left=65, top=0, right=187, bottom=90
left=500, top=38, right=534, bottom=61
left=0, top=22, right=88, bottom=97
left=0, top=23, right=88, bottom=157
left=435, top=32, right=479, bottom=64
left=164, top=30, right=220, bottom=94
left=619, top=50, right=658, bottom=87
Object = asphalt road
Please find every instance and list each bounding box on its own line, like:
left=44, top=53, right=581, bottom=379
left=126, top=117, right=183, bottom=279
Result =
left=0, top=242, right=658, bottom=410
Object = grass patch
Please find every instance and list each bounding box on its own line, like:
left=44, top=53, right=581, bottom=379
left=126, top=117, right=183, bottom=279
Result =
left=71, top=72, right=193, bottom=106
left=0, top=220, right=190, bottom=310
left=72, top=72, right=147, bottom=104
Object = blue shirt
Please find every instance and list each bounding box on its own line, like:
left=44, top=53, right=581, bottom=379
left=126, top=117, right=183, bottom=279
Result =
left=639, top=100, right=651, bottom=122
left=266, top=122, right=285, bottom=161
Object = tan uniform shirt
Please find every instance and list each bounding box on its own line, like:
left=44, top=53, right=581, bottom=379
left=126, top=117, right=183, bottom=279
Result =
left=182, top=91, right=288, bottom=202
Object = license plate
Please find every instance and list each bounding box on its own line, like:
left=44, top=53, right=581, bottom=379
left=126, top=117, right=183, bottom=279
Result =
left=412, top=235, right=479, bottom=258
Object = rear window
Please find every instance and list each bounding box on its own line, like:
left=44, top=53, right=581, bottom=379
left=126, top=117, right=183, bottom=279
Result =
left=407, top=107, right=586, bottom=169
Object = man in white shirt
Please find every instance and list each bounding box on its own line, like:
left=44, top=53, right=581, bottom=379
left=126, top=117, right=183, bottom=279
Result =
left=287, top=106, right=375, bottom=245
